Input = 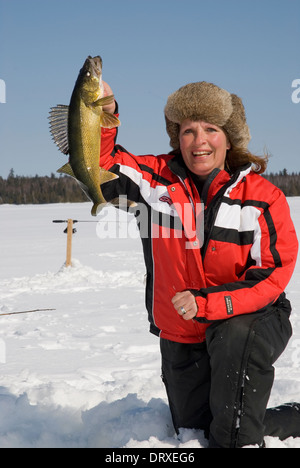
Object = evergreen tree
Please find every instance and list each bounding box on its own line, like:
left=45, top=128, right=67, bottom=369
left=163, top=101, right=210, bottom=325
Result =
left=1, top=169, right=300, bottom=205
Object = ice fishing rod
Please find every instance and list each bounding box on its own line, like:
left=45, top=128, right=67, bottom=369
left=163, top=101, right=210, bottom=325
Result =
left=53, top=218, right=130, bottom=267
left=0, top=308, right=56, bottom=317
left=52, top=219, right=98, bottom=223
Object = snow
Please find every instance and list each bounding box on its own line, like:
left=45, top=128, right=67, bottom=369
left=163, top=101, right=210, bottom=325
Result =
left=0, top=199, right=299, bottom=448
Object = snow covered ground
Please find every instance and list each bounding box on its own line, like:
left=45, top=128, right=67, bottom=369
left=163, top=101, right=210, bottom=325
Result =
left=0, top=199, right=299, bottom=448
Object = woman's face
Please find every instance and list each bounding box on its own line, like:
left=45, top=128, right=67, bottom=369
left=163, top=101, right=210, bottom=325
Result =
left=179, top=119, right=231, bottom=180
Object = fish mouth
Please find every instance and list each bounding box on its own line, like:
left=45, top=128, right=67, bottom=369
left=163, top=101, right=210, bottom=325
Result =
left=84, top=55, right=102, bottom=79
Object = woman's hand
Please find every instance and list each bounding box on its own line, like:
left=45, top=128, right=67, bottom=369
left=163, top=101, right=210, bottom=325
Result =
left=102, top=80, right=116, bottom=114
left=171, top=291, right=198, bottom=321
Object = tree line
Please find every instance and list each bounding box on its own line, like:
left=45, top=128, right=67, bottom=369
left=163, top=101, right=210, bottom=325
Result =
left=263, top=169, right=300, bottom=197
left=0, top=169, right=87, bottom=204
left=0, top=168, right=300, bottom=205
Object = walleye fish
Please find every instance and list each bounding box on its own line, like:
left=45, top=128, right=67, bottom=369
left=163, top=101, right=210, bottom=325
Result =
left=49, top=55, right=125, bottom=216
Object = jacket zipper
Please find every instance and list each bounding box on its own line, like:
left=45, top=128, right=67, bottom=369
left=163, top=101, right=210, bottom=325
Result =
left=177, top=176, right=207, bottom=340
left=201, top=169, right=246, bottom=259
left=177, top=175, right=197, bottom=220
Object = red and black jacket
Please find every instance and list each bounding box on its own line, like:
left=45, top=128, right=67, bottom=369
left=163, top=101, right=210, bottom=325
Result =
left=100, top=121, right=298, bottom=344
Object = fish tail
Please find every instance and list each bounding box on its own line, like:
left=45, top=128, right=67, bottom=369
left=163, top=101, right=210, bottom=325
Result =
left=91, top=202, right=106, bottom=216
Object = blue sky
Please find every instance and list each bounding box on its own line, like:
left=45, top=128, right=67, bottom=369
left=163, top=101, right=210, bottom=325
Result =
left=0, top=0, right=299, bottom=177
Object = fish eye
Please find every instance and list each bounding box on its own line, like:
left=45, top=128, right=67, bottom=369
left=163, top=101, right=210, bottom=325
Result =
left=86, top=71, right=91, bottom=77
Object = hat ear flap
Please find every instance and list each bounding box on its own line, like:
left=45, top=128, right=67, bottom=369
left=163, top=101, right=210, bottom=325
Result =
left=165, top=116, right=180, bottom=151
left=226, top=94, right=251, bottom=148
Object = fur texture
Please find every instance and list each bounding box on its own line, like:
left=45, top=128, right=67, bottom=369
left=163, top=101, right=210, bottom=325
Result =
left=164, top=82, right=251, bottom=150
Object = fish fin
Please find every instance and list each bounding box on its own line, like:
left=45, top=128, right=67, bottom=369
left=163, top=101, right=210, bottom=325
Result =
left=75, top=180, right=92, bottom=202
left=99, top=168, right=119, bottom=184
left=109, top=197, right=138, bottom=210
left=57, top=162, right=75, bottom=178
left=91, top=198, right=137, bottom=217
left=49, top=105, right=69, bottom=155
left=99, top=111, right=121, bottom=129
left=89, top=94, right=116, bottom=115
left=92, top=94, right=115, bottom=107
left=57, top=166, right=93, bottom=204
left=128, top=200, right=138, bottom=209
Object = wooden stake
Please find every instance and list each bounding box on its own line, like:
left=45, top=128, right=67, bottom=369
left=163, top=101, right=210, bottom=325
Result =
left=66, top=219, right=73, bottom=267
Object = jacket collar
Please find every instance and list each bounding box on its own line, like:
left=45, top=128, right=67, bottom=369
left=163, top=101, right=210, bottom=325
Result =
left=167, top=153, right=188, bottom=181
left=167, top=154, right=251, bottom=205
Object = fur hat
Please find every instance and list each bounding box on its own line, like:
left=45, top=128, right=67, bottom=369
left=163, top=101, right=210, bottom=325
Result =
left=164, top=82, right=251, bottom=150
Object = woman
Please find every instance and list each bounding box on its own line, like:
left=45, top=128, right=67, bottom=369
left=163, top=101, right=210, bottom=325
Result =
left=100, top=81, right=299, bottom=447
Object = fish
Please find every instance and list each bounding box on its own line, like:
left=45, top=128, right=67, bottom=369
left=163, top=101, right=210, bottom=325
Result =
left=49, top=55, right=130, bottom=216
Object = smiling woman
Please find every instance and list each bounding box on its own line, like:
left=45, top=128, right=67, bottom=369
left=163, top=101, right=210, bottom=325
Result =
left=96, top=78, right=299, bottom=448
left=179, top=120, right=231, bottom=180
left=165, top=81, right=268, bottom=176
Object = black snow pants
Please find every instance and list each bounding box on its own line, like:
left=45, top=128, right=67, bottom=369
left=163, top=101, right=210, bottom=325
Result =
left=161, top=293, right=300, bottom=448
